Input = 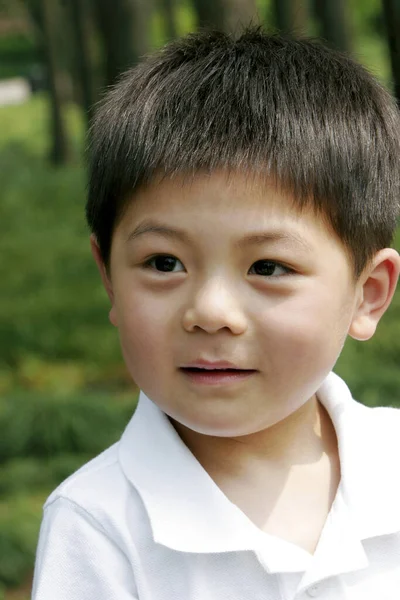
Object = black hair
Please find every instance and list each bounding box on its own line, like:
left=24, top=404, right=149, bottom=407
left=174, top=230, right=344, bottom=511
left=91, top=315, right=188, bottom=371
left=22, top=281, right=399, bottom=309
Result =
left=86, top=26, right=400, bottom=277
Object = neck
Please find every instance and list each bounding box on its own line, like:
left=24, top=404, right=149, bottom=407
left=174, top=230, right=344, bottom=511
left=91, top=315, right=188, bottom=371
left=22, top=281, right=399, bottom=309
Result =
left=170, top=395, right=338, bottom=477
left=171, top=395, right=340, bottom=554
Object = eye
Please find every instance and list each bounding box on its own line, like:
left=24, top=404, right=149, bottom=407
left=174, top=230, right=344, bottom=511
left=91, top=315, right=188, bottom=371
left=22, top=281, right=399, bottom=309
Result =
left=141, top=256, right=294, bottom=277
left=142, top=254, right=184, bottom=273
left=248, top=260, right=293, bottom=277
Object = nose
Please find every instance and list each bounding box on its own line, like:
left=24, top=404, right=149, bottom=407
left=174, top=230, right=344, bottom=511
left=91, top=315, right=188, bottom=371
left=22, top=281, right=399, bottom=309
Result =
left=182, top=276, right=247, bottom=334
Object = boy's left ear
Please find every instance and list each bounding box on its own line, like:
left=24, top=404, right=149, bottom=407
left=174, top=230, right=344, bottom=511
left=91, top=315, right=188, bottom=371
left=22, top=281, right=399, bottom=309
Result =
left=349, top=248, right=400, bottom=341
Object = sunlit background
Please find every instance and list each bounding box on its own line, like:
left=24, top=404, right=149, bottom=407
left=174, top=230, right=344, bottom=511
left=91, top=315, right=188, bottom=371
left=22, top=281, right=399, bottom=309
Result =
left=1, top=0, right=399, bottom=597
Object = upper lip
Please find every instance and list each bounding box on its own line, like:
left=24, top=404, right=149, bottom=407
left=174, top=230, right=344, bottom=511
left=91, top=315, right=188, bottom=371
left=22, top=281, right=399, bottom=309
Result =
left=180, top=359, right=250, bottom=370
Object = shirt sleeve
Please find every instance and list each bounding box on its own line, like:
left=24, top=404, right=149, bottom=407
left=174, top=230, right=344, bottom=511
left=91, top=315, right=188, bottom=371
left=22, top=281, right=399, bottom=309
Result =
left=32, top=496, right=139, bottom=600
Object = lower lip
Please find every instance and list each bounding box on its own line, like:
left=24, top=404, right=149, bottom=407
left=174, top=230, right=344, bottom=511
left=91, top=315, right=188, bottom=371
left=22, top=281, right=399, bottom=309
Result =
left=180, top=369, right=256, bottom=385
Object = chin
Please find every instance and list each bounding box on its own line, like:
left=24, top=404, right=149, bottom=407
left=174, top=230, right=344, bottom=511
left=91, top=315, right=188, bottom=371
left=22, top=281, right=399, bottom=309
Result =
left=180, top=415, right=267, bottom=438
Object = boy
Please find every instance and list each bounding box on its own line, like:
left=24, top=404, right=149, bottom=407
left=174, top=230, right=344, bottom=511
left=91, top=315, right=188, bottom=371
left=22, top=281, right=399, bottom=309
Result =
left=32, top=27, right=400, bottom=599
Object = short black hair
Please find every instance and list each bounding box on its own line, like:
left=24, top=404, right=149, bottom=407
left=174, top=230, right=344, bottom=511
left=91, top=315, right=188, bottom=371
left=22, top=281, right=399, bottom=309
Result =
left=86, top=27, right=400, bottom=277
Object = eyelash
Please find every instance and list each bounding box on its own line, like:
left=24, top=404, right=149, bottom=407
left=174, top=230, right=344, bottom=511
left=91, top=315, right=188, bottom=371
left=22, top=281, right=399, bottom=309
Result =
left=141, top=254, right=295, bottom=277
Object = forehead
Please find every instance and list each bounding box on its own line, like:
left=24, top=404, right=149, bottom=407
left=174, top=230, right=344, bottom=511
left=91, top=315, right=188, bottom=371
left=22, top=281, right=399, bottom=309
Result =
left=115, top=170, right=333, bottom=244
left=110, top=170, right=355, bottom=282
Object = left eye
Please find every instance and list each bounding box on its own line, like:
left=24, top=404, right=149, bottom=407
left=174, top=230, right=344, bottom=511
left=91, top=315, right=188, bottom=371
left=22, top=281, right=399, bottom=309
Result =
left=249, top=260, right=291, bottom=277
left=143, top=255, right=184, bottom=272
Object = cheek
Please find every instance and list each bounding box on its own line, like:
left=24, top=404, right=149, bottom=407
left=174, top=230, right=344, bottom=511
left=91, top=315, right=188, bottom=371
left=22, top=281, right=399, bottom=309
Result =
left=256, top=290, right=352, bottom=366
left=115, top=290, right=175, bottom=378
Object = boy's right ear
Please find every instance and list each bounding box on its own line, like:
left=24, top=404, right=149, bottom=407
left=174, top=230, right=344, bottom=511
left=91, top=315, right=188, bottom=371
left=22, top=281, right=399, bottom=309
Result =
left=90, top=235, right=118, bottom=327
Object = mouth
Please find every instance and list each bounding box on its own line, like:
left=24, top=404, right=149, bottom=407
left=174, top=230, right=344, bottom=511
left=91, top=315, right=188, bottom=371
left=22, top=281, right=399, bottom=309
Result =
left=181, top=367, right=252, bottom=372
left=179, top=367, right=257, bottom=385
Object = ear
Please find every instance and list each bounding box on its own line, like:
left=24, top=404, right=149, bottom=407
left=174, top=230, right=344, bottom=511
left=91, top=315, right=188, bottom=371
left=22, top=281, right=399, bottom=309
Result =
left=90, top=234, right=118, bottom=327
left=349, top=248, right=400, bottom=341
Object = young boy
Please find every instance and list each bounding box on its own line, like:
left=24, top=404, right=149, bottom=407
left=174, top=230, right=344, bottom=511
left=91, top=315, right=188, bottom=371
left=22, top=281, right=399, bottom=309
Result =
left=32, top=28, right=400, bottom=600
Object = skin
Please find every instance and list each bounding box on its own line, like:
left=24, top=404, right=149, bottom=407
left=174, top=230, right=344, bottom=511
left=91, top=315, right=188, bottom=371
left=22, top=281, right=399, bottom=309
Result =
left=91, top=170, right=400, bottom=553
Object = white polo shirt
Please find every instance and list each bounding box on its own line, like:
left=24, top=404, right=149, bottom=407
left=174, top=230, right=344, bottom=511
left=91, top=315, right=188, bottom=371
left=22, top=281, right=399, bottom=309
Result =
left=32, top=372, right=400, bottom=600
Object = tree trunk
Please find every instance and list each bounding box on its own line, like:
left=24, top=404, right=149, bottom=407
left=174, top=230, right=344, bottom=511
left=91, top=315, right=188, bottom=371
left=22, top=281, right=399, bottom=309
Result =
left=382, top=0, right=400, bottom=105
left=94, top=0, right=152, bottom=88
left=272, top=0, right=309, bottom=34
left=159, top=0, right=177, bottom=40
left=192, top=0, right=225, bottom=30
left=69, top=0, right=95, bottom=128
left=313, top=0, right=352, bottom=53
left=41, top=0, right=70, bottom=165
left=224, top=0, right=259, bottom=33
left=94, top=0, right=137, bottom=87
left=132, top=0, right=153, bottom=59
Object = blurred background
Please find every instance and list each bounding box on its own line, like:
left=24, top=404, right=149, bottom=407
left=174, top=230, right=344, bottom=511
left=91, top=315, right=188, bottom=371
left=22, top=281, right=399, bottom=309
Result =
left=0, top=0, right=399, bottom=597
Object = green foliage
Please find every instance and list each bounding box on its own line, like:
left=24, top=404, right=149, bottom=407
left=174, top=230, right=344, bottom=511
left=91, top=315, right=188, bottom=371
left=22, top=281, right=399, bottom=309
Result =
left=0, top=454, right=93, bottom=495
left=0, top=390, right=137, bottom=590
left=0, top=492, right=46, bottom=588
left=0, top=32, right=39, bottom=80
left=152, top=0, right=196, bottom=47
left=349, top=0, right=391, bottom=85
left=0, top=11, right=399, bottom=592
left=0, top=391, right=137, bottom=463
left=0, top=91, right=84, bottom=158
left=0, top=95, right=123, bottom=390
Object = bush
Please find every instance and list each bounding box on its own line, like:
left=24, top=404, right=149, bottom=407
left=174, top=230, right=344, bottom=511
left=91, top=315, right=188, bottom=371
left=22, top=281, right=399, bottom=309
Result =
left=0, top=493, right=45, bottom=588
left=0, top=454, right=95, bottom=495
left=0, top=391, right=137, bottom=463
left=0, top=390, right=138, bottom=590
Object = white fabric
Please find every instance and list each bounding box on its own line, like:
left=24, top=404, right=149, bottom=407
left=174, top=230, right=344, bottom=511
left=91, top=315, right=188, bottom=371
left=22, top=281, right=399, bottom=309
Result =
left=31, top=372, right=400, bottom=600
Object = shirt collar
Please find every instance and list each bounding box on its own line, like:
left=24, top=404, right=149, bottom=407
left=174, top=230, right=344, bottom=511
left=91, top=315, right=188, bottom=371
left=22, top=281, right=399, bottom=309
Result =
left=119, top=384, right=261, bottom=554
left=317, top=373, right=400, bottom=541
left=118, top=372, right=400, bottom=557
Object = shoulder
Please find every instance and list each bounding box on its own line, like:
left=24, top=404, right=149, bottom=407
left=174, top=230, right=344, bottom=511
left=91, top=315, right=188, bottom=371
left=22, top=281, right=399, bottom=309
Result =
left=348, top=395, right=400, bottom=453
left=323, top=372, right=400, bottom=442
left=45, top=442, right=123, bottom=507
left=33, top=443, right=142, bottom=599
left=42, top=441, right=144, bottom=542
left=349, top=394, right=400, bottom=425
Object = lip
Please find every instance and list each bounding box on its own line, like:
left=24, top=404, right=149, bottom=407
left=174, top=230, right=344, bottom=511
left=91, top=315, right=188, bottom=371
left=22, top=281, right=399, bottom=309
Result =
left=180, top=368, right=256, bottom=386
left=180, top=359, right=245, bottom=370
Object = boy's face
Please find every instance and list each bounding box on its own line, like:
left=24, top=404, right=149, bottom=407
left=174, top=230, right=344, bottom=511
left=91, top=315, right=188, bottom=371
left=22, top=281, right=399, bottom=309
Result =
left=94, top=172, right=372, bottom=436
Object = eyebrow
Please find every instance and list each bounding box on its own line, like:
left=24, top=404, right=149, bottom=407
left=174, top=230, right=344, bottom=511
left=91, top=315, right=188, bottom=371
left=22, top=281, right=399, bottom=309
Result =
left=126, top=219, right=313, bottom=251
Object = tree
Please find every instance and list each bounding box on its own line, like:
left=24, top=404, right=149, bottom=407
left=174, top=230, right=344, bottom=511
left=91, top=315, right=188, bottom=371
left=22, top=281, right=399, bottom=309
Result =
left=132, top=0, right=153, bottom=59
left=40, top=0, right=70, bottom=164
left=192, top=0, right=225, bottom=30
left=382, top=0, right=400, bottom=105
left=272, top=0, right=309, bottom=34
left=192, top=0, right=259, bottom=32
left=158, top=0, right=177, bottom=40
left=69, top=0, right=95, bottom=127
left=224, top=0, right=259, bottom=33
left=313, top=0, right=352, bottom=53
left=93, top=0, right=152, bottom=89
left=93, top=0, right=136, bottom=88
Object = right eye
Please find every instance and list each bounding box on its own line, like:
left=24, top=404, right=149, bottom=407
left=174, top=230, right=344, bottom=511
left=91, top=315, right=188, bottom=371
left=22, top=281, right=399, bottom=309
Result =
left=142, top=254, right=185, bottom=273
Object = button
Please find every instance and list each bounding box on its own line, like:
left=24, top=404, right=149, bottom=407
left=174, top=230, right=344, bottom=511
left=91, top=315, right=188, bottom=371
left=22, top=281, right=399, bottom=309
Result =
left=306, top=584, right=321, bottom=597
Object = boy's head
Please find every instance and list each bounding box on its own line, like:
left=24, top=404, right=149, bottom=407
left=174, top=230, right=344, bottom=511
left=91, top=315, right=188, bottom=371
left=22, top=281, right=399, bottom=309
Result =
left=87, top=28, right=400, bottom=437
left=87, top=27, right=400, bottom=279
